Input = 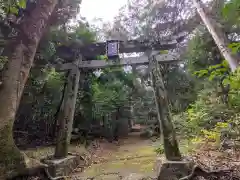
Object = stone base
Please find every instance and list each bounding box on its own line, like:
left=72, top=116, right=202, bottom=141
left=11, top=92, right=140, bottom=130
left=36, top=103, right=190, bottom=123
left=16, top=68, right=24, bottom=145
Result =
left=157, top=160, right=194, bottom=180
left=43, top=154, right=86, bottom=178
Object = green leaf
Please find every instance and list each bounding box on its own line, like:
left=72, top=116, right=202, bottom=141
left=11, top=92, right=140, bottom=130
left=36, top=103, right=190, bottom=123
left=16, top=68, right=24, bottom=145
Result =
left=228, top=42, right=240, bottom=54
left=223, top=78, right=230, bottom=85
left=208, top=71, right=217, bottom=81
left=208, top=64, right=222, bottom=71
left=221, top=60, right=229, bottom=69
left=17, top=0, right=26, bottom=8
left=194, top=69, right=208, bottom=78
left=9, top=7, right=19, bottom=14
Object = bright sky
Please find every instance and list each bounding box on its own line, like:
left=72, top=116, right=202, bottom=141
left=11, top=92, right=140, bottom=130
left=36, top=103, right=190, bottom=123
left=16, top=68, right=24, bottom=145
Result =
left=80, top=0, right=128, bottom=23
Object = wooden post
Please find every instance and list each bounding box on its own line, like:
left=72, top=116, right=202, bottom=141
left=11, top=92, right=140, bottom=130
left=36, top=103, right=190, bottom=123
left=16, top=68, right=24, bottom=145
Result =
left=147, top=51, right=182, bottom=161
left=54, top=55, right=82, bottom=158
left=192, top=0, right=239, bottom=71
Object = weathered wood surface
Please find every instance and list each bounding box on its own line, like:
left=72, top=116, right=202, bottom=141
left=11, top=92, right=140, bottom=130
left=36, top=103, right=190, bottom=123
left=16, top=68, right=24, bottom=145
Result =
left=56, top=33, right=185, bottom=60
left=148, top=51, right=182, bottom=161
left=56, top=53, right=180, bottom=71
left=54, top=56, right=82, bottom=158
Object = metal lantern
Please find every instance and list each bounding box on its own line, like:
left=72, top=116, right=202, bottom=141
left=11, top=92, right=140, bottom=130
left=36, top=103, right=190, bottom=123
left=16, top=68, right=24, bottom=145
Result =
left=106, top=40, right=120, bottom=60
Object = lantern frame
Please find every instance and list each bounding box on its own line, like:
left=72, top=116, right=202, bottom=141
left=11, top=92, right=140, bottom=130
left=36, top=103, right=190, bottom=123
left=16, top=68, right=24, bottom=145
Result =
left=106, top=40, right=120, bottom=60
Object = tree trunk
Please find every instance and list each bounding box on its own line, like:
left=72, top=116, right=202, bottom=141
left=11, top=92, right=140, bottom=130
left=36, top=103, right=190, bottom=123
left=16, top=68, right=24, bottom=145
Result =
left=54, top=58, right=81, bottom=159
left=149, top=53, right=182, bottom=161
left=0, top=0, right=58, bottom=177
left=192, top=0, right=239, bottom=71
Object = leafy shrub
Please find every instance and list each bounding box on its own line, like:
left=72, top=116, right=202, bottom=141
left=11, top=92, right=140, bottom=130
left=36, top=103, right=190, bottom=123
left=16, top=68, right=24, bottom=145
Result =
left=0, top=56, right=7, bottom=70
left=225, top=68, right=240, bottom=109
left=173, top=68, right=240, bottom=148
left=188, top=88, right=233, bottom=132
left=172, top=112, right=189, bottom=137
left=201, top=122, right=229, bottom=145
left=154, top=145, right=164, bottom=155
left=173, top=84, right=238, bottom=139
left=227, top=113, right=240, bottom=140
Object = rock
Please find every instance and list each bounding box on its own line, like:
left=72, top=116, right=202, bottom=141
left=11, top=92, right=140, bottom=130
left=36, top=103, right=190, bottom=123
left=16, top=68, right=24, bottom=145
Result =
left=140, top=128, right=154, bottom=139
left=221, top=139, right=235, bottom=150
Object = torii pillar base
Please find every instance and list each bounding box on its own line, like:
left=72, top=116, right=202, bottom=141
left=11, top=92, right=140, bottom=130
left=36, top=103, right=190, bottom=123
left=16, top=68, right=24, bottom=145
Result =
left=157, top=159, right=194, bottom=180
left=43, top=153, right=86, bottom=178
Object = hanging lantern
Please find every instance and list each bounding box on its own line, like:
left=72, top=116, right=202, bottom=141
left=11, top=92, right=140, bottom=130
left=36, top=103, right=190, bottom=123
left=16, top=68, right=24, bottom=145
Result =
left=106, top=40, right=120, bottom=60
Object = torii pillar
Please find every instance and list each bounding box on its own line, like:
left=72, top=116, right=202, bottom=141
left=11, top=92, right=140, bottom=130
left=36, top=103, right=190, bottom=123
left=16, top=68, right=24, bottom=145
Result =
left=147, top=51, right=182, bottom=161
left=54, top=54, right=82, bottom=158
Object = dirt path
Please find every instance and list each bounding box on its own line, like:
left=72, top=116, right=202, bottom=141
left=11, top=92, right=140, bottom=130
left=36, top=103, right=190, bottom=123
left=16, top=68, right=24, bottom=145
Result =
left=72, top=133, right=161, bottom=179
left=24, top=133, right=240, bottom=179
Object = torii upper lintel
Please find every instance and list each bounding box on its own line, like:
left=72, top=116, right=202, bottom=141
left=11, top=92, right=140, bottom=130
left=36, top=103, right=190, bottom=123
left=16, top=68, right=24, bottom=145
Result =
left=56, top=34, right=185, bottom=61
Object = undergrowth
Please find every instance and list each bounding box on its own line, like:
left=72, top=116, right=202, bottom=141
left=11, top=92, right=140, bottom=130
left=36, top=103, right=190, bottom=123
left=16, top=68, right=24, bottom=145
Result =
left=172, top=68, right=240, bottom=150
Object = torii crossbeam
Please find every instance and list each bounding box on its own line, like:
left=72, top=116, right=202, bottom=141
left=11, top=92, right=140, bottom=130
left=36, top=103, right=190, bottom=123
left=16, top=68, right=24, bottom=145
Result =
left=56, top=53, right=179, bottom=71
left=56, top=33, right=185, bottom=61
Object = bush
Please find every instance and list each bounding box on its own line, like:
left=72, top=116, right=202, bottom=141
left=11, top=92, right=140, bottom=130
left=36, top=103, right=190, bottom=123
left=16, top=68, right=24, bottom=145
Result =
left=173, top=87, right=235, bottom=137
left=226, top=68, right=240, bottom=110
left=172, top=112, right=189, bottom=137
left=173, top=68, right=240, bottom=146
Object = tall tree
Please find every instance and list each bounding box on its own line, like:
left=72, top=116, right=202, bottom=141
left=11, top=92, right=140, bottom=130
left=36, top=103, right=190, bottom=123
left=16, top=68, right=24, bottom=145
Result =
left=192, top=0, right=239, bottom=71
left=0, top=0, right=59, bottom=177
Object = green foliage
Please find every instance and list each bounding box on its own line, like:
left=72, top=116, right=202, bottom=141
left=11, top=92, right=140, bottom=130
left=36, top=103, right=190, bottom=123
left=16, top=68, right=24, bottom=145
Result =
left=15, top=21, right=97, bottom=138
left=1, top=0, right=27, bottom=15
left=227, top=68, right=240, bottom=89
left=201, top=122, right=228, bottom=144
left=222, top=0, right=240, bottom=26
left=40, top=42, right=56, bottom=60
left=71, top=24, right=96, bottom=44
left=22, top=67, right=65, bottom=120
left=164, top=64, right=197, bottom=113
left=154, top=145, right=164, bottom=155
left=49, top=22, right=96, bottom=47
left=225, top=68, right=240, bottom=109
left=173, top=1, right=240, bottom=149
left=194, top=60, right=229, bottom=81
left=0, top=56, right=7, bottom=69
left=92, top=69, right=132, bottom=118
left=173, top=85, right=236, bottom=137
left=228, top=42, right=240, bottom=54
left=185, top=31, right=221, bottom=73
left=174, top=66, right=240, bottom=144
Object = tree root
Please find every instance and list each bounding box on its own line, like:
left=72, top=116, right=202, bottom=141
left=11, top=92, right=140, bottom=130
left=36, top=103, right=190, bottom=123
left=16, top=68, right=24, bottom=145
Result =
left=8, top=154, right=88, bottom=180
left=8, top=165, right=70, bottom=180
left=179, top=165, right=240, bottom=180
left=7, top=165, right=48, bottom=180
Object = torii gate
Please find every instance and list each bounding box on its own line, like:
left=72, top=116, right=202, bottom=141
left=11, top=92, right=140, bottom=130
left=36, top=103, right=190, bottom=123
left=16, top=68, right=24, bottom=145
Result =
left=54, top=38, right=182, bottom=160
